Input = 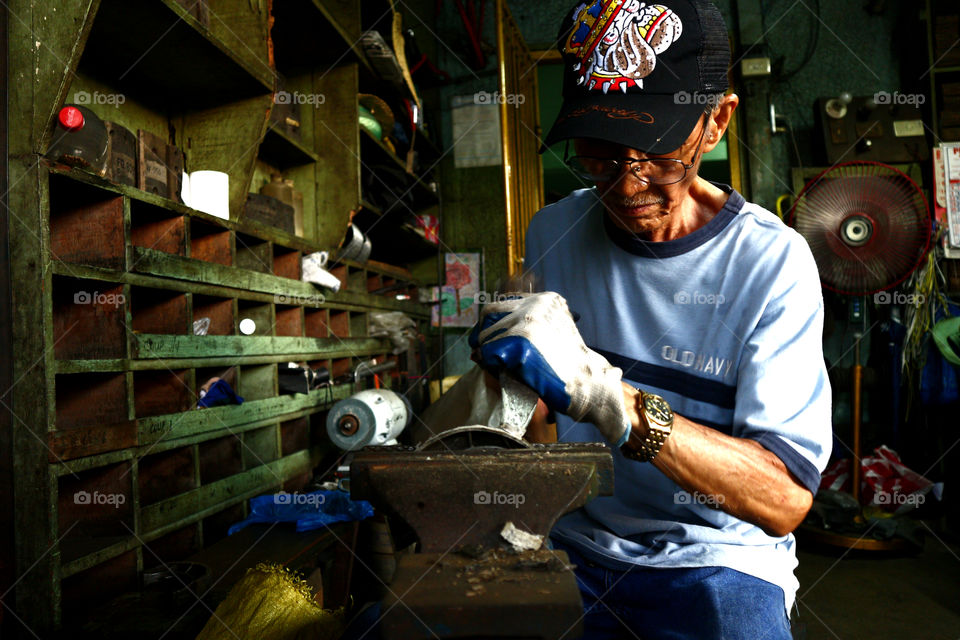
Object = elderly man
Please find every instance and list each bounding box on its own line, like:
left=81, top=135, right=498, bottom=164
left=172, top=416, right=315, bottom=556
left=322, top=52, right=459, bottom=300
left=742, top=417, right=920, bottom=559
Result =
left=469, top=1, right=832, bottom=638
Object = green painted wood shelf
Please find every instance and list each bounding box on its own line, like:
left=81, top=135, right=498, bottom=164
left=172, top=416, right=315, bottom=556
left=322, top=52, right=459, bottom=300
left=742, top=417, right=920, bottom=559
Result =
left=6, top=0, right=440, bottom=632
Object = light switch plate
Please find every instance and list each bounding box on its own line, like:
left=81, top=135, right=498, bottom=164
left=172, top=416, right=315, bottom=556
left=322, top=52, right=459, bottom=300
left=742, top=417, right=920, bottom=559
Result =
left=741, top=57, right=771, bottom=77
left=893, top=119, right=924, bottom=137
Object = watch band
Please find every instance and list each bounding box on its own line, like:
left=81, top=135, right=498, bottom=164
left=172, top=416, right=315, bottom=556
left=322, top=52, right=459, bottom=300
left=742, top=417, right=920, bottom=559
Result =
left=621, top=390, right=674, bottom=463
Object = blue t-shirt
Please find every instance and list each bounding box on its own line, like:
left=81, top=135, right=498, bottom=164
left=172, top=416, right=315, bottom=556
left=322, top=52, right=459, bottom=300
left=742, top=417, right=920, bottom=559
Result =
left=524, top=186, right=832, bottom=613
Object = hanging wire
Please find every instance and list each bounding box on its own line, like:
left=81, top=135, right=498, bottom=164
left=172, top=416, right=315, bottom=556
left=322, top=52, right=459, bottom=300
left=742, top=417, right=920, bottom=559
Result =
left=901, top=225, right=953, bottom=417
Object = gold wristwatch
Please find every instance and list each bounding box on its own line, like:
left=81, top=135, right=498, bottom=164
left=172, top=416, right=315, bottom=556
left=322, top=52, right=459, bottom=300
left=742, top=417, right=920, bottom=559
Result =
left=621, top=390, right=674, bottom=463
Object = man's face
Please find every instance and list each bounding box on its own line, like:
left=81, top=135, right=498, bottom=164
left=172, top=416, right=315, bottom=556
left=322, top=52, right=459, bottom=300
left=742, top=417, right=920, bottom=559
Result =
left=572, top=114, right=709, bottom=236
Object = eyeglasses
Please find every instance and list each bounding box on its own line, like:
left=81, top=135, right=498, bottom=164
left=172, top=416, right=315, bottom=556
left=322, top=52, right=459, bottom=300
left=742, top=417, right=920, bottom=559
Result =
left=564, top=114, right=709, bottom=185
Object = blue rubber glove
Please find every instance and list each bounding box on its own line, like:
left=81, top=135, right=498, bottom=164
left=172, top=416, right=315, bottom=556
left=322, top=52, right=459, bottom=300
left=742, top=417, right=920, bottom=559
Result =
left=469, top=292, right=630, bottom=447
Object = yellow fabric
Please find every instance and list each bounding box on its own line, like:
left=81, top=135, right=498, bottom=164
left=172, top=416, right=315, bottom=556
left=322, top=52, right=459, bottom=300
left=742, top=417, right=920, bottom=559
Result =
left=195, top=563, right=345, bottom=640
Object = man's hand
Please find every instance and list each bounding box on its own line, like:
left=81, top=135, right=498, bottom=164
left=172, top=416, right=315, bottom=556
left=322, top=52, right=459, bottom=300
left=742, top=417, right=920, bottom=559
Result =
left=468, top=292, right=630, bottom=447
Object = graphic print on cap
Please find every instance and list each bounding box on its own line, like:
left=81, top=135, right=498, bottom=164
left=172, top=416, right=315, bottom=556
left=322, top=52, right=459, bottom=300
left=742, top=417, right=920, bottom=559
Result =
left=565, top=1, right=683, bottom=94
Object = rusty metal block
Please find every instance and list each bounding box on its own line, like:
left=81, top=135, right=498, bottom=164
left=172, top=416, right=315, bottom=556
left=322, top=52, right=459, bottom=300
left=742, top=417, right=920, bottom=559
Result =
left=350, top=442, right=614, bottom=553
left=381, top=549, right=584, bottom=640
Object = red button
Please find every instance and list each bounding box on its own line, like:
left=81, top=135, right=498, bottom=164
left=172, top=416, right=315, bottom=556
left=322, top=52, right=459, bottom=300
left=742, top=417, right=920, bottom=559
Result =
left=58, top=106, right=85, bottom=131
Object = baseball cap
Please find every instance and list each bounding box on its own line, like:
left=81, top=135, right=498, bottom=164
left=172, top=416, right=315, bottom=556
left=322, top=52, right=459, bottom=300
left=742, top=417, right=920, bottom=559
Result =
left=542, top=0, right=730, bottom=155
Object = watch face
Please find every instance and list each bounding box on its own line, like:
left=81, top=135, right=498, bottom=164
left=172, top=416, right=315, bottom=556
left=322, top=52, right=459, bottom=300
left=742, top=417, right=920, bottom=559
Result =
left=643, top=394, right=673, bottom=425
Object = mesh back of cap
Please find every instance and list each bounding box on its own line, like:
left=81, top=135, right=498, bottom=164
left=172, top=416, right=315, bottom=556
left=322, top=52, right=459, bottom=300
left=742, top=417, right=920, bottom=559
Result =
left=694, top=0, right=731, bottom=92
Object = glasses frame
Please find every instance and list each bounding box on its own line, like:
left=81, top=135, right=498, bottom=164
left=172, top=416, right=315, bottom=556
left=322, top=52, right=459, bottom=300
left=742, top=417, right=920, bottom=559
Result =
left=564, top=113, right=710, bottom=186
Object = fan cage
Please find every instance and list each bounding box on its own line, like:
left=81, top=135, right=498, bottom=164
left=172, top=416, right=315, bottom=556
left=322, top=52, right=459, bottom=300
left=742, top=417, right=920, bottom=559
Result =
left=788, top=161, right=931, bottom=296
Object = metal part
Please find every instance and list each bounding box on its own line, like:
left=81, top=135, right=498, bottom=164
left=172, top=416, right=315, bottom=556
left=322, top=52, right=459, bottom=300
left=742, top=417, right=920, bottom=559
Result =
left=350, top=440, right=613, bottom=553
left=352, top=358, right=396, bottom=382
left=353, top=421, right=613, bottom=638
left=418, top=425, right=529, bottom=451
left=381, top=549, right=583, bottom=640
left=325, top=389, right=411, bottom=450
left=498, top=372, right=538, bottom=438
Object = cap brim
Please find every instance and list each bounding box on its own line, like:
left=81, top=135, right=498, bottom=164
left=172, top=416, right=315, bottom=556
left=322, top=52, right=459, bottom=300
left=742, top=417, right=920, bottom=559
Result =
left=541, top=93, right=704, bottom=155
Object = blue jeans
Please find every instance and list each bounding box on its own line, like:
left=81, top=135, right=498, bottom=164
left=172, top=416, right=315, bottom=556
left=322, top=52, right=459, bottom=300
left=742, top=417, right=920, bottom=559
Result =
left=554, top=541, right=793, bottom=640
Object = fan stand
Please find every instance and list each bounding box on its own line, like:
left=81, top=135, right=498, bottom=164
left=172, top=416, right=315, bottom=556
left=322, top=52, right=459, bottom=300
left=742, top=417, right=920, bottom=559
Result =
left=799, top=325, right=910, bottom=551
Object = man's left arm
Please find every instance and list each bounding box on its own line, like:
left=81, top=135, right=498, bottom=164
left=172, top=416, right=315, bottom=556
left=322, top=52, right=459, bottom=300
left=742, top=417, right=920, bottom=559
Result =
left=624, top=389, right=819, bottom=537
left=625, top=244, right=832, bottom=537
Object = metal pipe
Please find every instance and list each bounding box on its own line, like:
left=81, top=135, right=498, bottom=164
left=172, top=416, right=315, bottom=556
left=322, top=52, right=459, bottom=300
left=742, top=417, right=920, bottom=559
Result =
left=353, top=359, right=397, bottom=381
left=852, top=335, right=862, bottom=504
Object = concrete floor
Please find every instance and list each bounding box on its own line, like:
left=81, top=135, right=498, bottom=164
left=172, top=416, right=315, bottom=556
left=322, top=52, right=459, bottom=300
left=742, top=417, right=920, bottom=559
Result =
left=792, top=525, right=960, bottom=639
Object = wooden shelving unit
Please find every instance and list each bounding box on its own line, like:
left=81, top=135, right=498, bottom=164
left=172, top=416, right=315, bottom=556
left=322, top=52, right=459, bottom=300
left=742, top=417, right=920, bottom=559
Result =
left=6, top=0, right=438, bottom=632
left=926, top=0, right=960, bottom=141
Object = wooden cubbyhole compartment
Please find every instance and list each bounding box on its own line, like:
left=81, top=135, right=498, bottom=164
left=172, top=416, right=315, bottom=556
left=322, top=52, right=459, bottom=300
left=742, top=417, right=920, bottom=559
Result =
left=273, top=245, right=301, bottom=280
left=142, top=523, right=201, bottom=570
left=57, top=461, right=135, bottom=564
left=283, top=471, right=311, bottom=493
left=306, top=359, right=332, bottom=386
left=195, top=366, right=237, bottom=401
left=55, top=372, right=128, bottom=431
left=328, top=309, right=349, bottom=338
left=331, top=357, right=352, bottom=382
left=238, top=363, right=276, bottom=401
left=238, top=300, right=273, bottom=336
left=134, top=369, right=194, bottom=418
left=274, top=304, right=303, bottom=337
left=202, top=502, right=246, bottom=548
left=130, top=199, right=186, bottom=256
left=280, top=416, right=309, bottom=457
left=48, top=173, right=126, bottom=269
left=53, top=276, right=127, bottom=360
left=199, top=434, right=243, bottom=485
left=328, top=264, right=348, bottom=290
left=60, top=550, right=138, bottom=622
left=191, top=217, right=233, bottom=266
left=138, top=446, right=198, bottom=507
left=243, top=424, right=279, bottom=469
left=193, top=294, right=235, bottom=336
left=347, top=265, right=365, bottom=291
left=350, top=310, right=368, bottom=337
left=366, top=272, right=383, bottom=293
left=131, top=286, right=189, bottom=335
left=235, top=232, right=272, bottom=274
left=304, top=309, right=329, bottom=338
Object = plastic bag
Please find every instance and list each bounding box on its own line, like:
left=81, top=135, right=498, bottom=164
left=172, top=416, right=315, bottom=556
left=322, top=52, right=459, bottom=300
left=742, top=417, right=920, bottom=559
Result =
left=820, top=445, right=943, bottom=514
left=228, top=490, right=374, bottom=534
left=369, top=311, right=418, bottom=354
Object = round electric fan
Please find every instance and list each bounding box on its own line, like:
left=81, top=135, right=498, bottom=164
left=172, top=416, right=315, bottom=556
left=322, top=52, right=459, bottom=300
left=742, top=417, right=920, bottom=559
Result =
left=789, top=162, right=930, bottom=550
left=789, top=162, right=931, bottom=296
